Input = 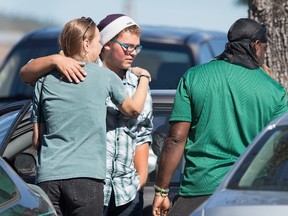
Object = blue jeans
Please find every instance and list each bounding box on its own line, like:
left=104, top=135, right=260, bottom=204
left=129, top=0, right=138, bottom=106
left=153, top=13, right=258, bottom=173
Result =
left=104, top=190, right=143, bottom=216
left=38, top=178, right=104, bottom=216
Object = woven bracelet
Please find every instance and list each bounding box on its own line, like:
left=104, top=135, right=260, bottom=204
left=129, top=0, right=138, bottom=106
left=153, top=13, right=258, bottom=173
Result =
left=154, top=185, right=169, bottom=196
left=155, top=192, right=168, bottom=198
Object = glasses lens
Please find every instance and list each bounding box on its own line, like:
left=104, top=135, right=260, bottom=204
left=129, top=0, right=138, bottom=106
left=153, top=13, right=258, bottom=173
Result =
left=135, top=45, right=142, bottom=53
left=112, top=40, right=142, bottom=54
left=127, top=45, right=135, bottom=52
left=126, top=44, right=142, bottom=54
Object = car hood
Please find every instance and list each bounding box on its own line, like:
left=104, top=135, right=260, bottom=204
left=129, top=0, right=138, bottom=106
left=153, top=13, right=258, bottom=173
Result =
left=192, top=189, right=288, bottom=216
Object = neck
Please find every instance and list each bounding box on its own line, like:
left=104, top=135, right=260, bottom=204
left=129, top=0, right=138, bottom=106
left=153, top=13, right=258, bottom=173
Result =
left=114, top=69, right=126, bottom=79
left=102, top=60, right=127, bottom=79
left=74, top=54, right=89, bottom=63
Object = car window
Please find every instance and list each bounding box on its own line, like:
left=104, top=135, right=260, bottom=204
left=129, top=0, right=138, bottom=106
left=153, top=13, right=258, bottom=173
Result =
left=0, top=166, right=18, bottom=205
left=0, top=110, right=19, bottom=148
left=0, top=38, right=59, bottom=100
left=198, top=42, right=213, bottom=64
left=198, top=38, right=227, bottom=64
left=208, top=38, right=227, bottom=57
left=133, top=43, right=191, bottom=89
left=228, top=126, right=288, bottom=191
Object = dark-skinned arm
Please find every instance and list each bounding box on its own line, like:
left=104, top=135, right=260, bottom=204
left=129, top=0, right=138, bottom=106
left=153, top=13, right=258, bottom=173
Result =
left=152, top=121, right=191, bottom=216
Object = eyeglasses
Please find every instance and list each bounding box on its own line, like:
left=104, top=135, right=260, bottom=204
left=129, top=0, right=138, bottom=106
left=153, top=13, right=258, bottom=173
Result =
left=112, top=39, right=142, bottom=54
left=81, top=17, right=94, bottom=40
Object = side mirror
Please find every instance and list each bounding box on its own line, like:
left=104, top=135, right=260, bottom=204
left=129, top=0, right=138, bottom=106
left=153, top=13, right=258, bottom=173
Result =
left=14, top=153, right=36, bottom=176
left=152, top=131, right=166, bottom=157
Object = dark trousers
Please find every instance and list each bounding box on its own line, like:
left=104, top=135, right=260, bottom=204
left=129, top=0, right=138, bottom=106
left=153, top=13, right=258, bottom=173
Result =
left=167, top=195, right=210, bottom=216
left=104, top=190, right=144, bottom=216
left=38, top=178, right=104, bottom=216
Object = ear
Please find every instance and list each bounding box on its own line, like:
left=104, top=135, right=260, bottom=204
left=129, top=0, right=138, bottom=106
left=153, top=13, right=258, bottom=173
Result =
left=251, top=40, right=260, bottom=54
left=83, top=39, right=90, bottom=53
left=102, top=42, right=112, bottom=52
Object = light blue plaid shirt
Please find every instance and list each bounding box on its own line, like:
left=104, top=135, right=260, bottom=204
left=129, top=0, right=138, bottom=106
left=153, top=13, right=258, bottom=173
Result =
left=104, top=69, right=153, bottom=206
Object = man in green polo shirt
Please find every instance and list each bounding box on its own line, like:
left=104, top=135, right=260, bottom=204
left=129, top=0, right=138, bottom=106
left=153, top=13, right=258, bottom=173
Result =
left=152, top=18, right=288, bottom=216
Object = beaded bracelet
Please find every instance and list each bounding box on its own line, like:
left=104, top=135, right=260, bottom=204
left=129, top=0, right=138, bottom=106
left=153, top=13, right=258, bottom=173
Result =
left=154, top=185, right=169, bottom=197
left=155, top=192, right=168, bottom=198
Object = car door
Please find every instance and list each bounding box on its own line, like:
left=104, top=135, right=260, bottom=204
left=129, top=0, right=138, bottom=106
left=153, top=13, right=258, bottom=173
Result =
left=0, top=100, right=32, bottom=153
left=0, top=100, right=57, bottom=215
left=0, top=100, right=37, bottom=182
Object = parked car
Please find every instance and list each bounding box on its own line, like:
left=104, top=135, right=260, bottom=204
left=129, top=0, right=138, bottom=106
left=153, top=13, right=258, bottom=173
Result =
left=0, top=90, right=179, bottom=216
left=0, top=100, right=56, bottom=215
left=190, top=112, right=288, bottom=216
left=0, top=25, right=227, bottom=104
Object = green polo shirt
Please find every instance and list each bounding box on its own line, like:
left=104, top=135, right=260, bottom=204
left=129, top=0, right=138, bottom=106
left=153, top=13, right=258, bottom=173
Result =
left=170, top=60, right=288, bottom=196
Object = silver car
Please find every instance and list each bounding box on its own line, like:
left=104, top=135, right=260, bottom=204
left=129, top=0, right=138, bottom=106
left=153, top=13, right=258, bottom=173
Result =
left=191, top=112, right=288, bottom=216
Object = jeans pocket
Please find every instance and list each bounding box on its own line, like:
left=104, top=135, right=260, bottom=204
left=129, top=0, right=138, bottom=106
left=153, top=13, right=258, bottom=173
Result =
left=71, top=178, right=101, bottom=204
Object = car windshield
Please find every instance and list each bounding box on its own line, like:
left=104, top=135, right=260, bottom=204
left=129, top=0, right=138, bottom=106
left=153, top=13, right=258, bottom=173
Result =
left=228, top=126, right=288, bottom=191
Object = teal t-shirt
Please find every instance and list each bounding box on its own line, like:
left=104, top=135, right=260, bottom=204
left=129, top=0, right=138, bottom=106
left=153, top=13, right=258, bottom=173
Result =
left=170, top=60, right=288, bottom=196
left=32, top=62, right=127, bottom=183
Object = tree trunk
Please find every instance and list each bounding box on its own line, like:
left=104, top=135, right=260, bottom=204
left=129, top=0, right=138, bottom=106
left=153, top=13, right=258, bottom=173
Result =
left=248, top=0, right=288, bottom=90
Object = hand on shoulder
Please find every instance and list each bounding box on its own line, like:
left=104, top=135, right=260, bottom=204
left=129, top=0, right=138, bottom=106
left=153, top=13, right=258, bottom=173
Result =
left=130, top=67, right=151, bottom=82
left=55, top=52, right=87, bottom=83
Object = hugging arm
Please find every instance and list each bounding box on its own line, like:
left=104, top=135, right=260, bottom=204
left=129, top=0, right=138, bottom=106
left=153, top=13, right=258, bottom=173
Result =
left=19, top=54, right=86, bottom=84
left=117, top=71, right=151, bottom=117
left=32, top=122, right=44, bottom=149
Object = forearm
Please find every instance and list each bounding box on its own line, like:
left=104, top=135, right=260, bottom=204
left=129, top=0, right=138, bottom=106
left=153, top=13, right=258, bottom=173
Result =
left=134, top=143, right=149, bottom=190
left=32, top=122, right=39, bottom=148
left=32, top=122, right=45, bottom=149
left=155, top=122, right=189, bottom=189
left=130, top=66, right=151, bottom=114
left=156, top=137, right=185, bottom=189
left=20, top=55, right=59, bottom=83
left=131, top=76, right=150, bottom=113
left=118, top=77, right=150, bottom=117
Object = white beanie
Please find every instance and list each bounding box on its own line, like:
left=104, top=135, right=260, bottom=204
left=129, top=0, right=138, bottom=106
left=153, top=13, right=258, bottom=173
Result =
left=97, top=14, right=139, bottom=46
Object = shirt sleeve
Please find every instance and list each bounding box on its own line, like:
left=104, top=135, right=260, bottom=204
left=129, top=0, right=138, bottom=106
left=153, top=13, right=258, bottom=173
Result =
left=170, top=77, right=193, bottom=123
left=109, top=72, right=127, bottom=105
left=273, top=87, right=288, bottom=120
left=30, top=76, right=45, bottom=123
